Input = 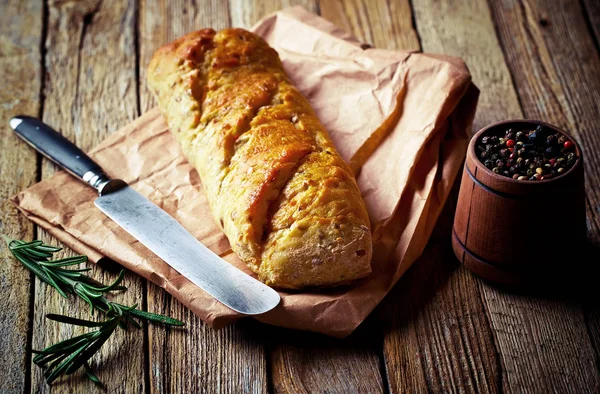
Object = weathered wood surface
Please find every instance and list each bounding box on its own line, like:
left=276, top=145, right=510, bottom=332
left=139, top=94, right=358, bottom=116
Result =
left=139, top=2, right=268, bottom=393
left=486, top=1, right=600, bottom=391
left=1, top=0, right=600, bottom=393
left=0, top=1, right=42, bottom=393
left=32, top=0, right=145, bottom=392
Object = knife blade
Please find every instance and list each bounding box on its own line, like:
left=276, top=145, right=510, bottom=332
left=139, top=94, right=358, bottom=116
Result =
left=10, top=115, right=280, bottom=315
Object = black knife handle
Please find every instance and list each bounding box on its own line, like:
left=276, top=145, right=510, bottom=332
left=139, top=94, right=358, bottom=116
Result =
left=10, top=115, right=111, bottom=191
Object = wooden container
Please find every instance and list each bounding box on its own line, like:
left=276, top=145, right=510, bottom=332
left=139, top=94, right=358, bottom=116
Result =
left=452, top=120, right=586, bottom=285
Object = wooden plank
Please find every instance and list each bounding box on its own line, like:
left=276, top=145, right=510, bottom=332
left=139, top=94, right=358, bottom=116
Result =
left=413, top=0, right=522, bottom=131
left=319, top=0, right=419, bottom=50
left=413, top=0, right=600, bottom=392
left=227, top=2, right=385, bottom=392
left=380, top=193, right=501, bottom=394
left=269, top=324, right=384, bottom=393
left=138, top=2, right=268, bottom=392
left=138, top=0, right=230, bottom=113
left=319, top=1, right=501, bottom=392
left=31, top=0, right=145, bottom=391
left=487, top=0, right=600, bottom=241
left=228, top=0, right=318, bottom=29
left=582, top=0, right=600, bottom=46
left=0, top=1, right=42, bottom=392
left=486, top=0, right=600, bottom=390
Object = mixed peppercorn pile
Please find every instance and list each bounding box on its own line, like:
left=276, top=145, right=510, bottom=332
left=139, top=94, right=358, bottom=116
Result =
left=476, top=125, right=577, bottom=181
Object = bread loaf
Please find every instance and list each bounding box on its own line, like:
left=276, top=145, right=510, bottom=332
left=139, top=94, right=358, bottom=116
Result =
left=147, top=28, right=372, bottom=289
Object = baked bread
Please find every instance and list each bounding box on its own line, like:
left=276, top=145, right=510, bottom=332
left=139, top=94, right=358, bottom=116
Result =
left=147, top=28, right=372, bottom=289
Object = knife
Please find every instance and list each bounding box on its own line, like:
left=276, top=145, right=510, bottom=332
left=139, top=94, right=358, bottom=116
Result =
left=10, top=115, right=280, bottom=315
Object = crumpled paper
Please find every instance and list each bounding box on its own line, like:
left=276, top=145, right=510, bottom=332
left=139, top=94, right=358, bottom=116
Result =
left=12, top=7, right=478, bottom=337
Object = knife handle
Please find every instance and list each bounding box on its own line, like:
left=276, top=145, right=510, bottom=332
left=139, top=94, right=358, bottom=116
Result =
left=9, top=115, right=111, bottom=191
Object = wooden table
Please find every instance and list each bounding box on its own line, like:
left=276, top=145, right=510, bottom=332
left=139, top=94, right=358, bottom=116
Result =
left=1, top=0, right=599, bottom=392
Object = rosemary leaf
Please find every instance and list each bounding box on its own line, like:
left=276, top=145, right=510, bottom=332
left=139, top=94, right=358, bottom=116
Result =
left=46, top=314, right=107, bottom=327
left=4, top=236, right=186, bottom=385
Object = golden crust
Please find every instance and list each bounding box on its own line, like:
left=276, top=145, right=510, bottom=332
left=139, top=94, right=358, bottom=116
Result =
left=147, top=28, right=372, bottom=289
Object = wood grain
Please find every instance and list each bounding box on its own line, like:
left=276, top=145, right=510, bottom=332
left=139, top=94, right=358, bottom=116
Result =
left=413, top=0, right=522, bottom=132
left=319, top=0, right=420, bottom=50
left=381, top=227, right=500, bottom=393
left=233, top=2, right=385, bottom=392
left=487, top=0, right=600, bottom=390
left=31, top=0, right=146, bottom=391
left=320, top=1, right=501, bottom=392
left=582, top=0, right=600, bottom=48
left=488, top=0, right=600, bottom=245
left=413, top=0, right=600, bottom=392
left=270, top=325, right=384, bottom=394
left=139, top=2, right=268, bottom=393
left=2, top=0, right=600, bottom=392
left=139, top=0, right=231, bottom=112
left=228, top=0, right=318, bottom=29
left=0, top=1, right=42, bottom=392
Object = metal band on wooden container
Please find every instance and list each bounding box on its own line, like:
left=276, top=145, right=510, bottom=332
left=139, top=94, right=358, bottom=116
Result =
left=465, top=165, right=525, bottom=200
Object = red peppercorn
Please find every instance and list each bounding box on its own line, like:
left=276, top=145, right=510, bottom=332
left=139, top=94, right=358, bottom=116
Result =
left=506, top=139, right=516, bottom=148
left=564, top=140, right=574, bottom=150
left=549, top=158, right=556, bottom=166
left=509, top=153, right=516, bottom=160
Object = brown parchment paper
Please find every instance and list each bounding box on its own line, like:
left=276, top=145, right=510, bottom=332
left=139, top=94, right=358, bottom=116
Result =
left=12, top=7, right=478, bottom=337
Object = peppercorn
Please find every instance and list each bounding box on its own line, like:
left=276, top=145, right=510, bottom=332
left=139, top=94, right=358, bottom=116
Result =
left=481, top=136, right=490, bottom=144
left=528, top=131, right=537, bottom=144
left=512, top=174, right=519, bottom=179
left=506, top=139, right=516, bottom=148
left=564, top=140, right=574, bottom=150
left=536, top=167, right=544, bottom=175
left=493, top=167, right=501, bottom=173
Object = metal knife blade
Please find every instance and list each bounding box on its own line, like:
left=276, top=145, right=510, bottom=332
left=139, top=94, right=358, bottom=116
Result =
left=10, top=115, right=280, bottom=315
left=94, top=186, right=280, bottom=314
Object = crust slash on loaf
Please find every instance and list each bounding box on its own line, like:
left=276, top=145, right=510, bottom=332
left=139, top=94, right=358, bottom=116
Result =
left=147, top=28, right=373, bottom=289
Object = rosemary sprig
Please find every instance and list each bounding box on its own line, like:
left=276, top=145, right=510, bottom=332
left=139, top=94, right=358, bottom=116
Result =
left=4, top=236, right=185, bottom=384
